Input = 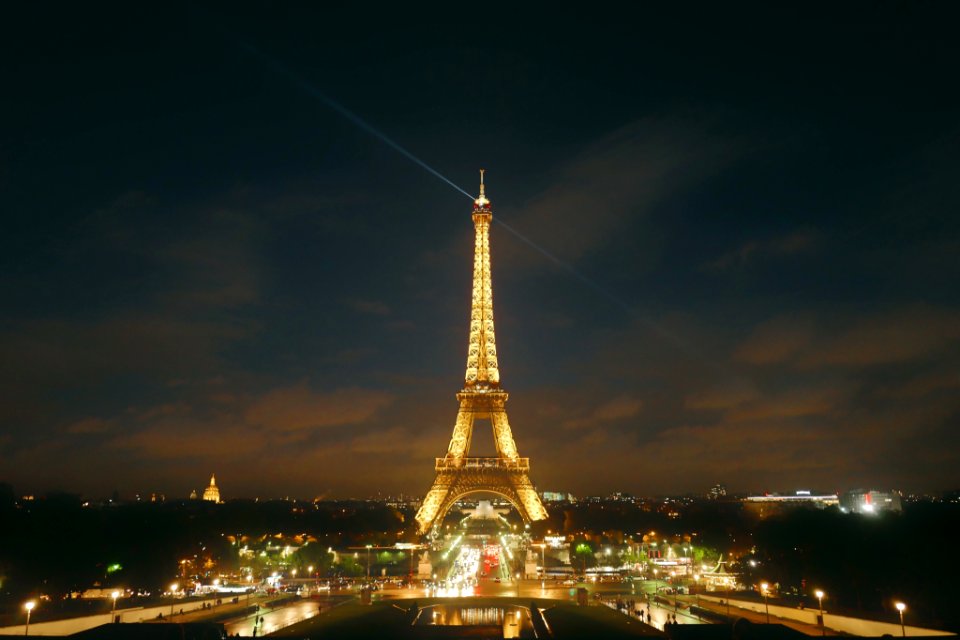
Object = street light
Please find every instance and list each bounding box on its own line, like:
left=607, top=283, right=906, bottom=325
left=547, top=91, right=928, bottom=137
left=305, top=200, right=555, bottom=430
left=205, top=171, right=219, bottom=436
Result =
left=111, top=591, right=120, bottom=622
left=815, top=590, right=825, bottom=636
left=24, top=601, right=36, bottom=637
left=169, top=583, right=178, bottom=618
left=538, top=543, right=546, bottom=590
left=693, top=574, right=700, bottom=615
left=366, top=545, right=372, bottom=583
left=516, top=572, right=521, bottom=597
left=895, top=602, right=907, bottom=637
left=760, top=582, right=770, bottom=624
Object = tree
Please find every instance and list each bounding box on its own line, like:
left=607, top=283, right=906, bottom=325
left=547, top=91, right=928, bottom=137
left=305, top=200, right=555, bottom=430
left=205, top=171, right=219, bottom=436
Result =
left=571, top=541, right=595, bottom=575
left=293, top=543, right=335, bottom=577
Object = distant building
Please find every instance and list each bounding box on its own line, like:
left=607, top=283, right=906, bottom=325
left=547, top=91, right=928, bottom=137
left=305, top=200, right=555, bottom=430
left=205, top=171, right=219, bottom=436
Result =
left=189, top=488, right=199, bottom=500
left=202, top=474, right=221, bottom=503
left=742, top=491, right=838, bottom=519
left=542, top=491, right=575, bottom=502
left=460, top=500, right=509, bottom=520
left=840, top=489, right=902, bottom=514
left=708, top=484, right=727, bottom=499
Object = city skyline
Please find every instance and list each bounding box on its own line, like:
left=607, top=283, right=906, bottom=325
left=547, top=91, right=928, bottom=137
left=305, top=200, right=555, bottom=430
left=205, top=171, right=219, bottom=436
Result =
left=3, top=5, right=959, bottom=499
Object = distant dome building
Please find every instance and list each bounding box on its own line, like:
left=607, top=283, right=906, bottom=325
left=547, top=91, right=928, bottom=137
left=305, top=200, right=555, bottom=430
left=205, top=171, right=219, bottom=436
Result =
left=202, top=474, right=221, bottom=503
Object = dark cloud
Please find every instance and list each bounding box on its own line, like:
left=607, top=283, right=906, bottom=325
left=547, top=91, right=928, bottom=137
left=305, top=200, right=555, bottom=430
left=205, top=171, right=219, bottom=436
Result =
left=244, top=383, right=395, bottom=431
left=708, top=230, right=819, bottom=271
left=798, top=306, right=960, bottom=368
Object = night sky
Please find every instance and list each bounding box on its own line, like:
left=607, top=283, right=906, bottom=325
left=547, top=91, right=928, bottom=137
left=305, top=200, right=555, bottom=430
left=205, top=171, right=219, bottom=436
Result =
left=3, top=4, right=959, bottom=500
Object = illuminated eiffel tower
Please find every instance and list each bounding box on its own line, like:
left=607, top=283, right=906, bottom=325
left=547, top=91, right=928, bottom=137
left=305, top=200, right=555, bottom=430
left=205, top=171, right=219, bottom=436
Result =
left=415, top=171, right=548, bottom=535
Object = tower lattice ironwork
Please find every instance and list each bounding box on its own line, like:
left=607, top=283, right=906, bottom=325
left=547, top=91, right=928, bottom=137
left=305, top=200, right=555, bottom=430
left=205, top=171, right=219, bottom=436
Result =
left=415, top=171, right=548, bottom=534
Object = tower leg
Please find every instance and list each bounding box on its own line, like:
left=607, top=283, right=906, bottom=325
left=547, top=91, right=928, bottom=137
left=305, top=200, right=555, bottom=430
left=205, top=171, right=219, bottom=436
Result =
left=446, top=402, right=475, bottom=459
left=416, top=472, right=454, bottom=534
left=490, top=410, right=520, bottom=460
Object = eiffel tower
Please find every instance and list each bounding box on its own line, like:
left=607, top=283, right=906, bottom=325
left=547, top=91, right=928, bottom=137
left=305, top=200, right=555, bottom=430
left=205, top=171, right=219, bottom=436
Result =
left=415, top=171, right=548, bottom=535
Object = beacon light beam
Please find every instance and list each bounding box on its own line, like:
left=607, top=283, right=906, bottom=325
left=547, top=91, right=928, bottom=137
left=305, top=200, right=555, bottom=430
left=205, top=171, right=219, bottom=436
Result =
left=493, top=214, right=703, bottom=360
left=235, top=40, right=474, bottom=201
left=232, top=33, right=707, bottom=362
left=234, top=34, right=641, bottom=316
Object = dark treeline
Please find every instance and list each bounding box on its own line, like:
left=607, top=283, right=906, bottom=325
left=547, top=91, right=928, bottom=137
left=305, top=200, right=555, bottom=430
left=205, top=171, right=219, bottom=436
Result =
left=538, top=499, right=959, bottom=630
left=0, top=487, right=408, bottom=606
left=541, top=500, right=752, bottom=553
left=745, top=502, right=960, bottom=630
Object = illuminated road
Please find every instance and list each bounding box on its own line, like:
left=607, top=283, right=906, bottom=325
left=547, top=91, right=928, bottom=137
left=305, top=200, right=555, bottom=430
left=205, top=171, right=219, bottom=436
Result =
left=428, top=544, right=480, bottom=597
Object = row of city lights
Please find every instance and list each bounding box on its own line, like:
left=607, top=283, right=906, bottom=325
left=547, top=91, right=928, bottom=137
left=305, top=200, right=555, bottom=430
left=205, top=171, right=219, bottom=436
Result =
left=20, top=591, right=122, bottom=636
left=755, top=584, right=909, bottom=637
left=14, top=583, right=913, bottom=636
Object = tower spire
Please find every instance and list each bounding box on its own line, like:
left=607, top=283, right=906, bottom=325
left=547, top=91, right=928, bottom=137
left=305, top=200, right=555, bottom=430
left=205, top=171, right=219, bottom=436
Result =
left=465, top=170, right=499, bottom=386
left=475, top=169, right=490, bottom=209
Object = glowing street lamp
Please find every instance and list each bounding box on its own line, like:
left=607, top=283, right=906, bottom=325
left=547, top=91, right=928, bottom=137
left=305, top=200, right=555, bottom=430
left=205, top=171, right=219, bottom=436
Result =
left=516, top=572, right=521, bottom=597
left=815, top=590, right=825, bottom=636
left=169, top=583, right=178, bottom=618
left=895, top=602, right=907, bottom=637
left=111, top=591, right=120, bottom=621
left=537, top=543, right=546, bottom=590
left=24, top=601, right=36, bottom=636
left=760, top=582, right=770, bottom=624
left=366, top=545, right=372, bottom=582
left=693, top=574, right=700, bottom=614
